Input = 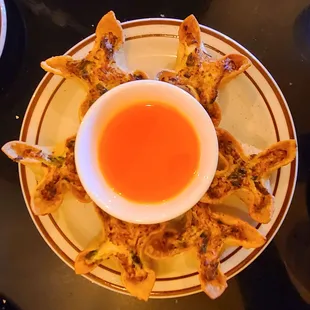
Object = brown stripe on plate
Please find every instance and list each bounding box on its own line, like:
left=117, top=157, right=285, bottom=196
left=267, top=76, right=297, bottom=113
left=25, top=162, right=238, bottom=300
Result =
left=19, top=165, right=203, bottom=295
left=18, top=19, right=297, bottom=296
left=31, top=34, right=280, bottom=281
left=20, top=73, right=53, bottom=141
left=19, top=28, right=293, bottom=289
left=48, top=213, right=121, bottom=276
left=35, top=79, right=66, bottom=143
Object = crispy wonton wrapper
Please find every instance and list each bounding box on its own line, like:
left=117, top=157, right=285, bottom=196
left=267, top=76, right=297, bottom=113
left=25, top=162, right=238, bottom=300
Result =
left=41, top=11, right=149, bottom=120
left=75, top=206, right=166, bottom=301
left=145, top=204, right=266, bottom=299
left=200, top=128, right=296, bottom=223
left=1, top=136, right=90, bottom=215
left=157, top=15, right=251, bottom=126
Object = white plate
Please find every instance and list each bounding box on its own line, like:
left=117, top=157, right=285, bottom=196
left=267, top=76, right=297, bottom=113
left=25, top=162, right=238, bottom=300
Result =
left=19, top=18, right=298, bottom=298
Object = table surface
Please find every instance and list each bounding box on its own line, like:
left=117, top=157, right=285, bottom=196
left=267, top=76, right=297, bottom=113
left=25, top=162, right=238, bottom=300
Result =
left=1, top=0, right=310, bottom=309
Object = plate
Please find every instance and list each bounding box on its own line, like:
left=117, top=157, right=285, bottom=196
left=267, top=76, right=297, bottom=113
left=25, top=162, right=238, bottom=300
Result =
left=19, top=18, right=297, bottom=298
left=0, top=0, right=7, bottom=57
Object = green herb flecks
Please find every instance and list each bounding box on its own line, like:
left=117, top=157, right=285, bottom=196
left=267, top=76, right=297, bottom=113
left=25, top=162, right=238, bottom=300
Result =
left=200, top=232, right=208, bottom=254
left=228, top=166, right=247, bottom=188
left=48, top=155, right=65, bottom=167
left=96, top=83, right=107, bottom=96
left=85, top=250, right=98, bottom=261
left=131, top=252, right=142, bottom=267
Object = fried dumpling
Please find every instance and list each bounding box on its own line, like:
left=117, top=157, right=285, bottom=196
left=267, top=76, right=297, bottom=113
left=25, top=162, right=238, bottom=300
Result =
left=41, top=11, right=149, bottom=120
left=145, top=204, right=265, bottom=299
left=144, top=211, right=196, bottom=259
left=75, top=206, right=166, bottom=301
left=200, top=128, right=296, bottom=223
left=1, top=136, right=91, bottom=215
left=156, top=14, right=251, bottom=126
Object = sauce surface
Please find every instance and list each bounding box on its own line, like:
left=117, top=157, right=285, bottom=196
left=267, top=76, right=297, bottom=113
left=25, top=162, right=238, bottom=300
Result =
left=98, top=102, right=200, bottom=203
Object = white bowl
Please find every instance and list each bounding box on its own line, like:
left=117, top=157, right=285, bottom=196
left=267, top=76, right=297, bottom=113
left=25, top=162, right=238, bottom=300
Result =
left=75, top=80, right=218, bottom=224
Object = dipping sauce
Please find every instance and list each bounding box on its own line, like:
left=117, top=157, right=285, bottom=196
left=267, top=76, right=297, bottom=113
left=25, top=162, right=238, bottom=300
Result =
left=98, top=102, right=200, bottom=203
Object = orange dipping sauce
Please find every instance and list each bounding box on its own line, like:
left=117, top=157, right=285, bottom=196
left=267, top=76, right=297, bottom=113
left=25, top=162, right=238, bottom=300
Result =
left=98, top=102, right=200, bottom=203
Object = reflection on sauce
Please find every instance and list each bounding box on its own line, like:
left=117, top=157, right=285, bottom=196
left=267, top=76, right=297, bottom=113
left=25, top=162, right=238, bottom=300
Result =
left=98, top=102, right=200, bottom=203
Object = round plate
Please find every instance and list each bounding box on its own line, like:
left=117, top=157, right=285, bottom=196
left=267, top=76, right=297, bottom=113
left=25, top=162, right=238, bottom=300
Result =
left=19, top=18, right=297, bottom=298
left=0, top=0, right=7, bottom=57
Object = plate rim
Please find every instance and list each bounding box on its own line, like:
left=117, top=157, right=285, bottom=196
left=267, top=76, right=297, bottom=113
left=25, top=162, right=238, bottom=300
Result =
left=18, top=17, right=298, bottom=298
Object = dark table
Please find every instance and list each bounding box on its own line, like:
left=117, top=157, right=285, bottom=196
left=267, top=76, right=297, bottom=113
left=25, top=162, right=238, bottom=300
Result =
left=1, top=0, right=310, bottom=309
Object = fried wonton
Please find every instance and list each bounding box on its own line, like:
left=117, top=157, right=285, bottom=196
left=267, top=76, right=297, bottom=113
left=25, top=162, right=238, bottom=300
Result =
left=145, top=204, right=266, bottom=299
left=1, top=136, right=90, bottom=215
left=200, top=128, right=296, bottom=223
left=156, top=15, right=251, bottom=126
left=41, top=11, right=148, bottom=120
left=75, top=206, right=166, bottom=301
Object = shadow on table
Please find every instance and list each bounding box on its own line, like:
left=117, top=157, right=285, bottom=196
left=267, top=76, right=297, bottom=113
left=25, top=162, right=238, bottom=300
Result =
left=294, top=4, right=310, bottom=63
left=236, top=242, right=310, bottom=310
left=285, top=219, right=310, bottom=304
left=295, top=131, right=310, bottom=219
left=0, top=294, right=22, bottom=310
left=236, top=132, right=310, bottom=309
left=19, top=0, right=213, bottom=27
left=0, top=0, right=26, bottom=95
left=117, top=0, right=213, bottom=20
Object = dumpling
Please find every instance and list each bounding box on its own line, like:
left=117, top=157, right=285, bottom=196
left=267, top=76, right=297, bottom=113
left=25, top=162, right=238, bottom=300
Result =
left=75, top=206, right=166, bottom=301
left=156, top=14, right=251, bottom=126
left=2, top=136, right=91, bottom=215
left=200, top=128, right=296, bottom=223
left=41, top=11, right=148, bottom=120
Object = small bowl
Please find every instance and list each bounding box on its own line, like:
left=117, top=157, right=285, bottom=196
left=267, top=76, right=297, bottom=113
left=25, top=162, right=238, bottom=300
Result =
left=75, top=80, right=218, bottom=224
